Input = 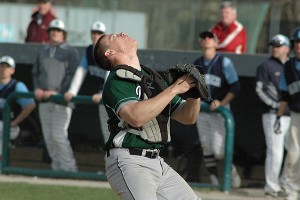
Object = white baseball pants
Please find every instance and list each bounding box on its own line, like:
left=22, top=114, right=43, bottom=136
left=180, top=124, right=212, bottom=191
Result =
left=105, top=148, right=201, bottom=200
left=38, top=103, right=77, bottom=172
left=0, top=120, right=20, bottom=155
left=196, top=112, right=225, bottom=159
left=262, top=113, right=290, bottom=193
left=283, top=112, right=300, bottom=195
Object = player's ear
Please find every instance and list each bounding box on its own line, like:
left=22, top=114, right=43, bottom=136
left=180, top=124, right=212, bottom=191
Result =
left=104, top=49, right=115, bottom=58
left=10, top=68, right=15, bottom=75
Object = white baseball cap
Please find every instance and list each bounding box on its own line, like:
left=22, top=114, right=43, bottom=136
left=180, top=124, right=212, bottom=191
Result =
left=48, top=19, right=66, bottom=32
left=0, top=55, right=16, bottom=68
left=91, top=21, right=106, bottom=33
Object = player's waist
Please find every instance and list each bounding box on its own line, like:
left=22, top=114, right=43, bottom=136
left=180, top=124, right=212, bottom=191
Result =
left=106, top=148, right=160, bottom=159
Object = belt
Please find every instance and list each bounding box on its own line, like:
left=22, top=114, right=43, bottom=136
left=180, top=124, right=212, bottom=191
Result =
left=107, top=148, right=160, bottom=159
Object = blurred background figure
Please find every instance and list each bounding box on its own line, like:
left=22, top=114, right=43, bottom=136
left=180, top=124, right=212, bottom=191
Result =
left=25, top=0, right=56, bottom=43
left=64, top=21, right=110, bottom=144
left=0, top=56, right=36, bottom=160
left=211, top=1, right=247, bottom=54
left=276, top=27, right=300, bottom=200
left=194, top=31, right=241, bottom=188
left=32, top=19, right=80, bottom=172
left=256, top=34, right=291, bottom=198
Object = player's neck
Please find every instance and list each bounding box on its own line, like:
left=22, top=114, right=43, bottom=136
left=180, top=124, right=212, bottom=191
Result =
left=114, top=54, right=141, bottom=70
left=203, top=48, right=216, bottom=60
left=0, top=77, right=11, bottom=84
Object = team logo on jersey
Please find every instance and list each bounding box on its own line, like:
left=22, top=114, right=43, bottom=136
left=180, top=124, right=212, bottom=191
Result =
left=146, top=80, right=155, bottom=90
left=136, top=86, right=141, bottom=98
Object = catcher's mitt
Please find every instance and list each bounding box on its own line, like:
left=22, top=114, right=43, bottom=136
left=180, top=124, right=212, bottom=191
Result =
left=164, top=64, right=210, bottom=99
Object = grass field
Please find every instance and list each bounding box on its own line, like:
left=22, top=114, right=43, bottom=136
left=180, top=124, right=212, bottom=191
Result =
left=0, top=182, right=119, bottom=200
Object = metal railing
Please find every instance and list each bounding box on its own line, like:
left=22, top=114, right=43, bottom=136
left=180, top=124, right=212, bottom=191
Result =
left=1, top=92, right=235, bottom=192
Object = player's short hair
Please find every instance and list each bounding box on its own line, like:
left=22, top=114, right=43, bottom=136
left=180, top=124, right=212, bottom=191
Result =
left=220, top=1, right=237, bottom=14
left=93, top=35, right=113, bottom=71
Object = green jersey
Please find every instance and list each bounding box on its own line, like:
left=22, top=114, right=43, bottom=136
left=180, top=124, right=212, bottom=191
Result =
left=102, top=67, right=183, bottom=150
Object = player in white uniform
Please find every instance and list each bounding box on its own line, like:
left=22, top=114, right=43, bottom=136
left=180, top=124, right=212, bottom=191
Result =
left=32, top=19, right=80, bottom=172
left=0, top=56, right=36, bottom=160
left=275, top=27, right=300, bottom=200
left=64, top=21, right=110, bottom=144
left=194, top=31, right=241, bottom=188
left=256, top=34, right=291, bottom=198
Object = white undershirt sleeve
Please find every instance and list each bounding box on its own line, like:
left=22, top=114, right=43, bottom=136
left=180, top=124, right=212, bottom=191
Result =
left=67, top=66, right=88, bottom=95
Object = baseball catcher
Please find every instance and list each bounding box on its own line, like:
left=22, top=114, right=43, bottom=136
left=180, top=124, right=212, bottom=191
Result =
left=165, top=64, right=210, bottom=99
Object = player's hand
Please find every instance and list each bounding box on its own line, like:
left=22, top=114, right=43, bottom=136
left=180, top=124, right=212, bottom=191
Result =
left=210, top=100, right=221, bottom=111
left=172, top=74, right=196, bottom=95
left=10, top=121, right=18, bottom=127
left=273, top=116, right=281, bottom=134
left=92, top=93, right=102, bottom=103
left=34, top=89, right=45, bottom=101
left=64, top=92, right=74, bottom=102
left=43, top=90, right=57, bottom=99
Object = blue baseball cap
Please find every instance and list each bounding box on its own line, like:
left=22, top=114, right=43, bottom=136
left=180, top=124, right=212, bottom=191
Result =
left=269, top=34, right=290, bottom=47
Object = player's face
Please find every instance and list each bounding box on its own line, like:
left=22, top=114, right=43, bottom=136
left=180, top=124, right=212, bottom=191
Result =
left=38, top=1, right=52, bottom=16
left=272, top=45, right=289, bottom=60
left=220, top=7, right=236, bottom=26
left=0, top=63, right=14, bottom=79
left=49, top=29, right=65, bottom=44
left=200, top=36, right=217, bottom=49
left=104, top=32, right=138, bottom=53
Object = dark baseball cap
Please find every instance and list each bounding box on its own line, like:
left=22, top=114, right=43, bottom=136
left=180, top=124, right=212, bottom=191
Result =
left=199, top=31, right=218, bottom=42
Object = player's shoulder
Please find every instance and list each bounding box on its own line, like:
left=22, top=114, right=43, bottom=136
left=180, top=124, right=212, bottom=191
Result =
left=221, top=55, right=234, bottom=67
left=15, top=81, right=29, bottom=92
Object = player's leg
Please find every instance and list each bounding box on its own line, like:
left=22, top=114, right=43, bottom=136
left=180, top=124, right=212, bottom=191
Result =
left=105, top=148, right=161, bottom=200
left=52, top=104, right=77, bottom=172
left=196, top=112, right=218, bottom=185
left=279, top=116, right=291, bottom=191
left=38, top=103, right=60, bottom=169
left=284, top=112, right=300, bottom=197
left=213, top=113, right=241, bottom=188
left=157, top=157, right=201, bottom=200
left=263, top=113, right=288, bottom=195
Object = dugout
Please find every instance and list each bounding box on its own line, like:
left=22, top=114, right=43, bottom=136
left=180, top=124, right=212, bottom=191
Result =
left=0, top=43, right=269, bottom=182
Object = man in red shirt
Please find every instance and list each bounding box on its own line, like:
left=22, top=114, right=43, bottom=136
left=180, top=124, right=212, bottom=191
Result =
left=25, top=0, right=56, bottom=43
left=211, top=1, right=247, bottom=54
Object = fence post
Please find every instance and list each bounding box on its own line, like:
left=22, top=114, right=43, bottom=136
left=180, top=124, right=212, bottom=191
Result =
left=200, top=103, right=235, bottom=192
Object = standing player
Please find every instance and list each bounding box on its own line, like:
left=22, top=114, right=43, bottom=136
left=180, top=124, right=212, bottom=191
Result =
left=194, top=31, right=241, bottom=187
left=32, top=19, right=80, bottom=172
left=64, top=21, right=110, bottom=144
left=275, top=27, right=300, bottom=200
left=0, top=56, right=36, bottom=159
left=256, top=34, right=291, bottom=198
left=211, top=1, right=247, bottom=54
left=93, top=32, right=201, bottom=200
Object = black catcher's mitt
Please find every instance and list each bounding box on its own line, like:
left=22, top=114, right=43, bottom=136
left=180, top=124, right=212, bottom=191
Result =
left=164, top=64, right=210, bottom=99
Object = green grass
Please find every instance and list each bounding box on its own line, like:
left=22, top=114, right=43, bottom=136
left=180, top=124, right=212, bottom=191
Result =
left=0, top=182, right=119, bottom=200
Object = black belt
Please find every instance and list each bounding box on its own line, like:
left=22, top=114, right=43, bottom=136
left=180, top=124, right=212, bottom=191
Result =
left=107, top=148, right=160, bottom=159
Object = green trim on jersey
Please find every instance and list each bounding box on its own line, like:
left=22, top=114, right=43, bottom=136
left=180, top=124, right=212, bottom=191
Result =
left=102, top=67, right=182, bottom=150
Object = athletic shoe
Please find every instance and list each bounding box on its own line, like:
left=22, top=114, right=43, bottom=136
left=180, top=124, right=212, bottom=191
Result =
left=231, top=165, right=241, bottom=188
left=285, top=191, right=298, bottom=200
left=265, top=190, right=278, bottom=197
